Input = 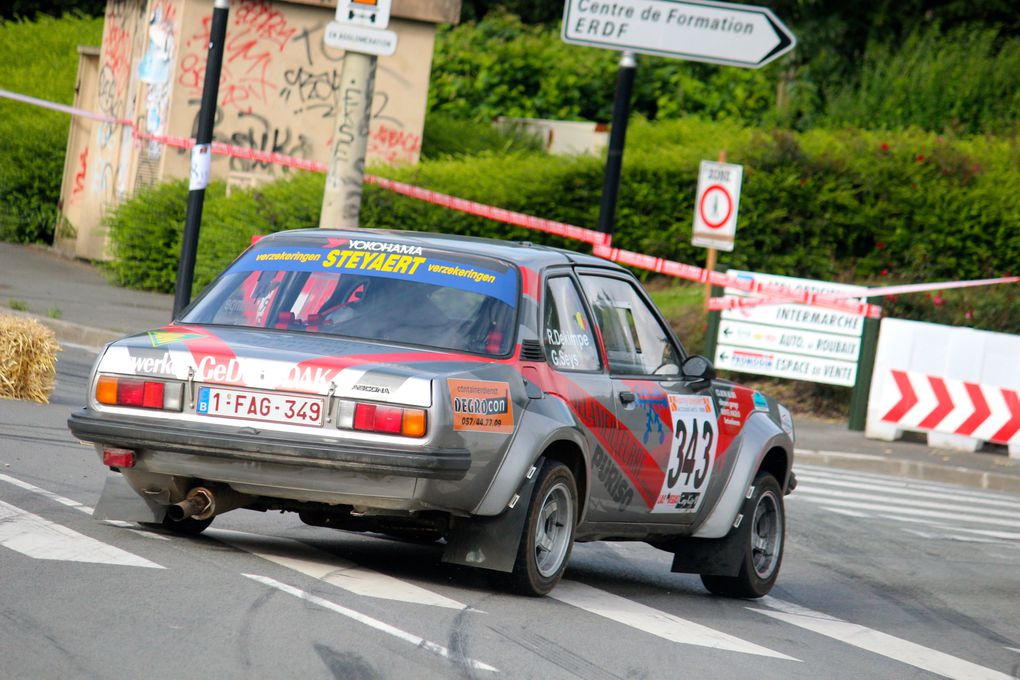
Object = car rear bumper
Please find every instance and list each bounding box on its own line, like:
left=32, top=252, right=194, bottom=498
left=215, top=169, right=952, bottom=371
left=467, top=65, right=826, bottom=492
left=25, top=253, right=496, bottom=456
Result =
left=68, top=409, right=471, bottom=480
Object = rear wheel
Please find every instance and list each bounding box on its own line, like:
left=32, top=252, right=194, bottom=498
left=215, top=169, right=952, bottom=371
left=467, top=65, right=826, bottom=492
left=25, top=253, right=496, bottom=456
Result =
left=510, top=461, right=577, bottom=597
left=701, top=471, right=784, bottom=599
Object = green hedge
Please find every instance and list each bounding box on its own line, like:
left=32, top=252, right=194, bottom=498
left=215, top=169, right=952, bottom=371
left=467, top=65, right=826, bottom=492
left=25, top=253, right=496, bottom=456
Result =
left=104, top=119, right=1020, bottom=332
left=0, top=14, right=103, bottom=243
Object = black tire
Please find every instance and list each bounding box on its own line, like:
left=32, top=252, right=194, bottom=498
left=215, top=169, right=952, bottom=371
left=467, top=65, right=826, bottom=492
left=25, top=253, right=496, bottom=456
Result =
left=160, top=514, right=214, bottom=536
left=510, top=461, right=577, bottom=597
left=701, top=472, right=784, bottom=599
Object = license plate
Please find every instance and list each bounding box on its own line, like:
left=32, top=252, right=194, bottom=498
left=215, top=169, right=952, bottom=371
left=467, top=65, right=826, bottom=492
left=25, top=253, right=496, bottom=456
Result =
left=196, top=386, right=325, bottom=427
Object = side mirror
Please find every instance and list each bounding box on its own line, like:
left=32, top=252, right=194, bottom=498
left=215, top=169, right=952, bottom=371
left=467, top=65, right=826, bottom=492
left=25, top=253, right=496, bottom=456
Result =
left=682, top=355, right=716, bottom=383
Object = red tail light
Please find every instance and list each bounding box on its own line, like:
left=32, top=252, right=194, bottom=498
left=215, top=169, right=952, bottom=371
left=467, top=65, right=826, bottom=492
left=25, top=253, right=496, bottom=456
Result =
left=340, top=400, right=427, bottom=438
left=103, top=448, right=136, bottom=468
left=96, top=375, right=182, bottom=411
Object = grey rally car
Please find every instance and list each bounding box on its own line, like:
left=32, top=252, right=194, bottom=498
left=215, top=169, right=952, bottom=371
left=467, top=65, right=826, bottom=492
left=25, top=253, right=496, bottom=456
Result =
left=68, top=229, right=795, bottom=597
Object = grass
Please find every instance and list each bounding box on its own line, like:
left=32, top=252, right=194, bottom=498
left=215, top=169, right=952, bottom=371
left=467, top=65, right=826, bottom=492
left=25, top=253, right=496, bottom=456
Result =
left=47, top=306, right=62, bottom=319
left=8, top=299, right=29, bottom=312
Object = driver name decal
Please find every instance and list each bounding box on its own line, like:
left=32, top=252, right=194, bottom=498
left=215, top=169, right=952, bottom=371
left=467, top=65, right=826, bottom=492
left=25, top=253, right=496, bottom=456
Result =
left=652, top=394, right=719, bottom=514
left=449, top=379, right=514, bottom=434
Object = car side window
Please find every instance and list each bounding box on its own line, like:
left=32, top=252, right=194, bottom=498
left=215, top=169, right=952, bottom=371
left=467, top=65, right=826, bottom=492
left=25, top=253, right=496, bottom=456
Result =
left=579, top=275, right=681, bottom=376
left=543, top=277, right=600, bottom=371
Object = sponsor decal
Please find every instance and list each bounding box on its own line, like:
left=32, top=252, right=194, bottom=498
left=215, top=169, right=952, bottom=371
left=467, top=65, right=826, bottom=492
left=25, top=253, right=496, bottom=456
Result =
left=148, top=330, right=204, bottom=347
left=229, top=245, right=518, bottom=307
left=448, top=379, right=514, bottom=434
left=592, top=445, right=635, bottom=513
left=653, top=395, right=718, bottom=514
left=124, top=347, right=178, bottom=378
left=631, top=384, right=670, bottom=447
left=752, top=391, right=769, bottom=411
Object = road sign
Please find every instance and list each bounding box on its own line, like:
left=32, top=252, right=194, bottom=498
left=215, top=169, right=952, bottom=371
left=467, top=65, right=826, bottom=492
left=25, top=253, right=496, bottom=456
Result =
left=561, top=0, right=796, bottom=68
left=324, top=21, right=398, bottom=57
left=337, top=0, right=391, bottom=29
left=714, top=271, right=868, bottom=387
left=692, top=160, right=742, bottom=252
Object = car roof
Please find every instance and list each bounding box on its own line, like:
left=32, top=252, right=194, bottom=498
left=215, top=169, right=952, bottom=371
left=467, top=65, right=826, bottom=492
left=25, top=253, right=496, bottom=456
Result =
left=257, top=228, right=628, bottom=273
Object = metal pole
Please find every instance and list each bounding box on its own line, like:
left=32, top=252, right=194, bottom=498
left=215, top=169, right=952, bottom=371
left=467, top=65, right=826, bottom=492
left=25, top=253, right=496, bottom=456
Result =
left=320, top=51, right=377, bottom=229
left=848, top=315, right=881, bottom=431
left=173, top=0, right=229, bottom=318
left=596, top=51, right=636, bottom=237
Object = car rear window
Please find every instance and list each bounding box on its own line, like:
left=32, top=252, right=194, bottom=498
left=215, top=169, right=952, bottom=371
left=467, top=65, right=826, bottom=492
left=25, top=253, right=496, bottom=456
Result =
left=182, top=236, right=519, bottom=356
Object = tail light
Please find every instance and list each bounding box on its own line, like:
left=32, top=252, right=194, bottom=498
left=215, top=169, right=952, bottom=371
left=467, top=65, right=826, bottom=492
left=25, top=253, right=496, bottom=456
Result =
left=337, top=400, right=427, bottom=438
left=96, top=375, right=183, bottom=411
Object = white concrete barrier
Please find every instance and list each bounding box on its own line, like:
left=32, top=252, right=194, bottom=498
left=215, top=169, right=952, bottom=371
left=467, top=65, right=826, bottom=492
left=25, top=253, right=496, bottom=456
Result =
left=866, top=318, right=1020, bottom=457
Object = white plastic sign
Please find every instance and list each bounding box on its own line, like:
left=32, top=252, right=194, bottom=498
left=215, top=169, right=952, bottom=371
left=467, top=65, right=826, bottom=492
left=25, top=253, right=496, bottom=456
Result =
left=692, top=160, right=742, bottom=252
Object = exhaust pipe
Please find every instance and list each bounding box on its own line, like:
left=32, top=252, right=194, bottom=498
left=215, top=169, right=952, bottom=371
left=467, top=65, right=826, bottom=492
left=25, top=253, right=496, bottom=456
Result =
left=167, top=485, right=253, bottom=522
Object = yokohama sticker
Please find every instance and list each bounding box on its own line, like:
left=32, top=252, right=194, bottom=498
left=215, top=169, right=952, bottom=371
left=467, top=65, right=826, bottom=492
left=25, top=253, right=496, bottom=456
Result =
left=653, top=395, right=718, bottom=514
left=448, top=379, right=514, bottom=434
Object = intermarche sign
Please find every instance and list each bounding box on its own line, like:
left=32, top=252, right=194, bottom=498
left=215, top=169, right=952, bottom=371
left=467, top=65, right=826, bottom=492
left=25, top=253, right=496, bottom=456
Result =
left=714, top=271, right=867, bottom=387
left=561, top=0, right=796, bottom=68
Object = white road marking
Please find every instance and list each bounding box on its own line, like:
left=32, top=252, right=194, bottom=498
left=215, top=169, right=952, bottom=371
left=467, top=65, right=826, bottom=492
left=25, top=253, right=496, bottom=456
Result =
left=901, top=529, right=1011, bottom=545
left=796, top=492, right=1020, bottom=529
left=0, top=500, right=163, bottom=568
left=794, top=465, right=1018, bottom=503
left=752, top=598, right=1013, bottom=680
left=822, top=507, right=871, bottom=518
left=795, top=449, right=886, bottom=461
left=1006, top=647, right=1020, bottom=654
left=243, top=574, right=498, bottom=673
left=0, top=472, right=169, bottom=540
left=795, top=473, right=1020, bottom=511
left=550, top=580, right=798, bottom=661
left=209, top=529, right=468, bottom=610
left=795, top=486, right=1020, bottom=518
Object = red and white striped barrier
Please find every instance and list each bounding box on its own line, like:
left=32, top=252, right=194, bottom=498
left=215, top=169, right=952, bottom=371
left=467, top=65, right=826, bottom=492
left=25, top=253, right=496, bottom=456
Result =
left=3, top=87, right=1016, bottom=320
left=875, top=369, right=1020, bottom=447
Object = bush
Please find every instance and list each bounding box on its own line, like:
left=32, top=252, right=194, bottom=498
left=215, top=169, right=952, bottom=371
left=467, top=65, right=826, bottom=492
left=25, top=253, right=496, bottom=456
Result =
left=421, top=113, right=544, bottom=159
left=822, top=25, right=1020, bottom=136
left=104, top=119, right=1020, bottom=335
left=428, top=11, right=782, bottom=123
left=0, top=14, right=103, bottom=244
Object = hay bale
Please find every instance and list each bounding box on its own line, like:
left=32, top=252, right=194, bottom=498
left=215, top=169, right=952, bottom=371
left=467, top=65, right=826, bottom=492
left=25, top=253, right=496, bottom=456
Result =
left=0, top=314, right=61, bottom=403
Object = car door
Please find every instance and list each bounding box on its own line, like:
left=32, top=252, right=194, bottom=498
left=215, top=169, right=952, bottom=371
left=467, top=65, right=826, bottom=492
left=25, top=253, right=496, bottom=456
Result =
left=538, top=272, right=640, bottom=520
left=577, top=271, right=715, bottom=526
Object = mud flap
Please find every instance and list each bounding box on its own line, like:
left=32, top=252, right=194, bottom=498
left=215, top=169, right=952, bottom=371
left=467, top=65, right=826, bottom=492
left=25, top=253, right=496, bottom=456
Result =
left=93, top=470, right=166, bottom=523
left=441, top=459, right=542, bottom=574
left=669, top=494, right=755, bottom=577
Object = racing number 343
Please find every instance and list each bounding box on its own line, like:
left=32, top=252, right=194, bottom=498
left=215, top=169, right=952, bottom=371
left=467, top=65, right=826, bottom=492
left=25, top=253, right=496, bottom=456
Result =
left=668, top=418, right=714, bottom=492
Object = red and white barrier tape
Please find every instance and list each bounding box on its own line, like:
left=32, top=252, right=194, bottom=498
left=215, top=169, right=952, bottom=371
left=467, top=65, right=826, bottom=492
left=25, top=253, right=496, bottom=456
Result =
left=593, top=244, right=884, bottom=318
left=709, top=274, right=1020, bottom=312
left=5, top=88, right=1015, bottom=317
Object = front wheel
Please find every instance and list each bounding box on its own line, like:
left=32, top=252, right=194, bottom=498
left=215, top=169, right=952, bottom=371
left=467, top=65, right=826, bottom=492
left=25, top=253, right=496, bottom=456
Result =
left=510, top=461, right=577, bottom=597
left=701, top=471, right=785, bottom=599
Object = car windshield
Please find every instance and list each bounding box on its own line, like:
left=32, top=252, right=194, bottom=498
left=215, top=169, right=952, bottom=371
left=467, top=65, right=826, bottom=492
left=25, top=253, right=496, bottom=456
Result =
left=182, top=236, right=519, bottom=356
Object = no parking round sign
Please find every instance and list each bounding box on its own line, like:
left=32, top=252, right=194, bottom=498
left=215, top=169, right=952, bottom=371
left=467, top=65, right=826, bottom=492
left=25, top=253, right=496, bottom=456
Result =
left=692, top=161, right=743, bottom=252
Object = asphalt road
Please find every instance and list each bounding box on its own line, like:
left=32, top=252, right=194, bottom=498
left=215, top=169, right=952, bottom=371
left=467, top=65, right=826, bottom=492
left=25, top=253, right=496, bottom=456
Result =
left=1, top=346, right=1018, bottom=680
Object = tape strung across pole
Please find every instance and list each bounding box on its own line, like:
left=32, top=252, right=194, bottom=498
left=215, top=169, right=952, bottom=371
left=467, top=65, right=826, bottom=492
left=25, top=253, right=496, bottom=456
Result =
left=3, top=87, right=1016, bottom=316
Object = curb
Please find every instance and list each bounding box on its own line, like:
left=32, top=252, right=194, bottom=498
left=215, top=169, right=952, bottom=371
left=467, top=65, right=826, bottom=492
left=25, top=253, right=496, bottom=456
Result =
left=795, top=449, right=1020, bottom=495
left=1, top=308, right=118, bottom=350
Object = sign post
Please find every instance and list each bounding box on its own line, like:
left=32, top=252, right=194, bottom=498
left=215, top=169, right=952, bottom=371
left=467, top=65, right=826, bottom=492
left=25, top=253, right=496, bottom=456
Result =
left=561, top=0, right=795, bottom=245
left=319, top=0, right=397, bottom=230
left=173, top=0, right=229, bottom=318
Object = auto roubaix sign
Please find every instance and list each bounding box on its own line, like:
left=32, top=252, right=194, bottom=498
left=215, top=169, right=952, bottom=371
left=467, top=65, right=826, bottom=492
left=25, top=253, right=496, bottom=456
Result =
left=714, top=271, right=867, bottom=387
left=561, top=0, right=796, bottom=68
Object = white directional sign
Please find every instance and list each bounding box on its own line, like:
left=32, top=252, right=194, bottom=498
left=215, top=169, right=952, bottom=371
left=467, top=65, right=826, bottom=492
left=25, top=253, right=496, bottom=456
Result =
left=325, top=21, right=398, bottom=56
left=692, top=160, right=742, bottom=251
left=714, top=271, right=868, bottom=387
left=561, top=0, right=796, bottom=68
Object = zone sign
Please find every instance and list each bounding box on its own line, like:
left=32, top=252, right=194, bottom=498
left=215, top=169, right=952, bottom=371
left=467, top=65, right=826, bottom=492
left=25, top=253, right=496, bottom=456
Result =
left=692, top=160, right=743, bottom=252
left=337, top=0, right=391, bottom=29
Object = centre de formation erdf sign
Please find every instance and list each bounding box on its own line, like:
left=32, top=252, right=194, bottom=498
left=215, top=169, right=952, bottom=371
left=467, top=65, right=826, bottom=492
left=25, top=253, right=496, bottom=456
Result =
left=561, top=0, right=796, bottom=68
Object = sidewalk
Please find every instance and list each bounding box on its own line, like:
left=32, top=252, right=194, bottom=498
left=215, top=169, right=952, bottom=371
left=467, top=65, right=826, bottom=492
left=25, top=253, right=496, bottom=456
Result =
left=2, top=242, right=1018, bottom=494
